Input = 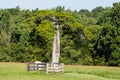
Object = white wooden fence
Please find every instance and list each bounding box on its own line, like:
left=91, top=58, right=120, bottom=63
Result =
left=27, top=62, right=46, bottom=71
left=27, top=62, right=64, bottom=73
left=46, top=63, right=64, bottom=73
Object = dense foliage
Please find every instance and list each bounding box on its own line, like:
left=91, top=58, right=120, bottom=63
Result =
left=0, top=2, right=120, bottom=66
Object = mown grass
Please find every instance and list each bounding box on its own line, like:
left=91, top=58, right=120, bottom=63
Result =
left=0, top=63, right=120, bottom=80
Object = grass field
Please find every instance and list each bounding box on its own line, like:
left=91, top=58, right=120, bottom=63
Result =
left=0, top=62, right=120, bottom=80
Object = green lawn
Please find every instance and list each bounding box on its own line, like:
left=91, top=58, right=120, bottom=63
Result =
left=0, top=63, right=120, bottom=80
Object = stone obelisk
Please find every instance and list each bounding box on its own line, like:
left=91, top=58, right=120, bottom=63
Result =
left=52, top=22, right=60, bottom=64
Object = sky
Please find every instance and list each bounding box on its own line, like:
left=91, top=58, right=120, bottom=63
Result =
left=0, top=0, right=120, bottom=11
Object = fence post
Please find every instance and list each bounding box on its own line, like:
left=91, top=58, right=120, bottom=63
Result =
left=27, top=63, right=30, bottom=71
left=46, top=63, right=49, bottom=73
left=36, top=63, right=38, bottom=70
left=61, top=63, right=64, bottom=72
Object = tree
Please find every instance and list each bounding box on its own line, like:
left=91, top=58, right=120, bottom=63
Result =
left=52, top=6, right=65, bottom=12
left=91, top=6, right=105, bottom=18
left=0, top=7, right=33, bottom=62
left=25, top=10, right=86, bottom=63
left=96, top=2, right=120, bottom=66
left=78, top=9, right=96, bottom=26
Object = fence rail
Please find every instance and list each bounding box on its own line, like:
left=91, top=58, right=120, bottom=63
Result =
left=27, top=62, right=64, bottom=73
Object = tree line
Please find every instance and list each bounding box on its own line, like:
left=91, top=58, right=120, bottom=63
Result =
left=0, top=2, right=120, bottom=66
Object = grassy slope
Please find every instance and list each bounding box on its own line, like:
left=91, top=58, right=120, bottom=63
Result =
left=0, top=63, right=120, bottom=80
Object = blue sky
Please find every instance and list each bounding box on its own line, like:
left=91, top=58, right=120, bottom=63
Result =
left=0, top=0, right=120, bottom=11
